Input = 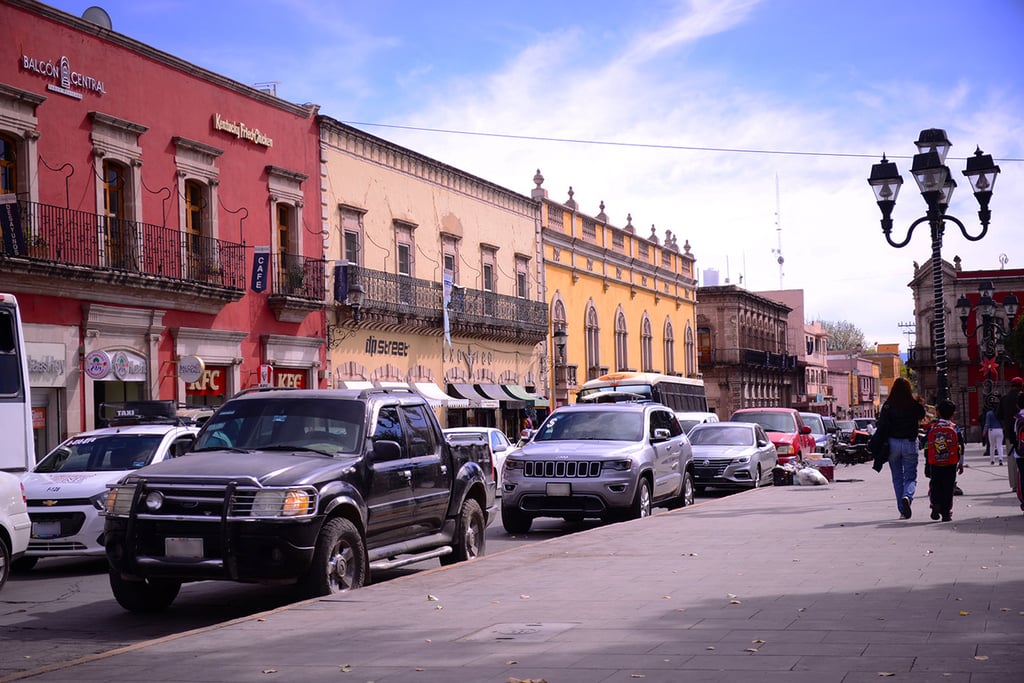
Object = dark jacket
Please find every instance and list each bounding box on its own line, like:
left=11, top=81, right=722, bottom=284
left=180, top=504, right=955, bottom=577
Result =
left=997, top=388, right=1021, bottom=435
left=876, top=400, right=926, bottom=440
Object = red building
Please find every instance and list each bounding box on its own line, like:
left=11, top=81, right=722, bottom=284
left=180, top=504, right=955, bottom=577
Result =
left=1, top=0, right=324, bottom=455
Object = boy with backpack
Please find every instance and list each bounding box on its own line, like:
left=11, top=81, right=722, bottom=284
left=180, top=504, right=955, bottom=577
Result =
left=924, top=399, right=965, bottom=522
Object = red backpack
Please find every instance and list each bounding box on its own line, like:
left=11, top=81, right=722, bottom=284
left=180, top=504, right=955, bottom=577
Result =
left=926, top=419, right=960, bottom=465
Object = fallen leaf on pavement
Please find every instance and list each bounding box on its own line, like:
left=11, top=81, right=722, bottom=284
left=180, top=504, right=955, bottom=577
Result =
left=974, top=655, right=989, bottom=661
left=427, top=594, right=439, bottom=601
left=261, top=669, right=277, bottom=674
left=878, top=673, right=895, bottom=677
left=339, top=664, right=352, bottom=672
left=730, top=600, right=742, bottom=604
left=520, top=594, right=530, bottom=599
left=752, top=639, right=765, bottom=644
left=959, top=611, right=970, bottom=616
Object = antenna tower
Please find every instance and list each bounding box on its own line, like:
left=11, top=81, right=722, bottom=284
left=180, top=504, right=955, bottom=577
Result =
left=771, top=174, right=784, bottom=288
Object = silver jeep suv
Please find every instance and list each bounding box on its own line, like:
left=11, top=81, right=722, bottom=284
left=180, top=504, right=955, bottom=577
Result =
left=500, top=401, right=694, bottom=533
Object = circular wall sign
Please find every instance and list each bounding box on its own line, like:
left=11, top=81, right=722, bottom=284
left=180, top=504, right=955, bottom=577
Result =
left=178, top=355, right=205, bottom=384
left=84, top=350, right=111, bottom=379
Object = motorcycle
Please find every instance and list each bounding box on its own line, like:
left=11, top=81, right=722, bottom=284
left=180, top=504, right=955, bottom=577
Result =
left=834, top=424, right=873, bottom=465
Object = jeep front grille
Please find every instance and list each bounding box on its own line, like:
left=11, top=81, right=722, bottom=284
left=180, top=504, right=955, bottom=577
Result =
left=523, top=460, right=602, bottom=478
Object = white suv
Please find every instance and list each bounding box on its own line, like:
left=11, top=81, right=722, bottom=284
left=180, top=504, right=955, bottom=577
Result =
left=17, top=403, right=198, bottom=571
left=1, top=471, right=30, bottom=590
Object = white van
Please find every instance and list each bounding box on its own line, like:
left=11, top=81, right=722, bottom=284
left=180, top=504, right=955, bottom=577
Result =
left=675, top=411, right=720, bottom=434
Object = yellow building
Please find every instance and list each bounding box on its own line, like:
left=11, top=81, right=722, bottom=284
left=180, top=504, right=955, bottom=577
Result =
left=530, top=173, right=699, bottom=406
left=318, top=118, right=548, bottom=437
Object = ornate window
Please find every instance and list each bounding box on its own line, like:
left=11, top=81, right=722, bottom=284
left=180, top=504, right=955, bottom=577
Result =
left=585, top=303, right=601, bottom=379
left=640, top=316, right=653, bottom=372
left=664, top=319, right=676, bottom=374
left=615, top=309, right=628, bottom=371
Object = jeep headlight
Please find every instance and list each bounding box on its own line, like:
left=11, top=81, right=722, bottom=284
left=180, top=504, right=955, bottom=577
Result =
left=104, top=484, right=137, bottom=516
left=251, top=488, right=315, bottom=517
left=602, top=459, right=632, bottom=472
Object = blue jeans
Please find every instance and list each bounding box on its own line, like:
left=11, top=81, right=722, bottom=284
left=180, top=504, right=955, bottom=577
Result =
left=888, top=437, right=919, bottom=514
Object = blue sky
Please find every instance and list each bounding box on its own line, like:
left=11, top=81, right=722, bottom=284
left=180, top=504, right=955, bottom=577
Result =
left=44, top=0, right=1024, bottom=348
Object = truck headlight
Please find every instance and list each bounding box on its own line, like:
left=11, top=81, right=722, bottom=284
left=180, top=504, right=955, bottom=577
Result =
left=104, top=485, right=137, bottom=516
left=602, top=460, right=632, bottom=472
left=776, top=445, right=794, bottom=455
left=251, top=488, right=315, bottom=517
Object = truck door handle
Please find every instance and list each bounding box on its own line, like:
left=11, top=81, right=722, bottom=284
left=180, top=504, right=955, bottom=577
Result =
left=400, top=470, right=412, bottom=480
left=440, top=465, right=448, bottom=475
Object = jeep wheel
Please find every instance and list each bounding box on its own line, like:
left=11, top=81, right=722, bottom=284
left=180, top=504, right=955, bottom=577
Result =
left=679, top=471, right=695, bottom=507
left=298, top=517, right=367, bottom=599
left=109, top=571, right=181, bottom=612
left=441, top=498, right=485, bottom=566
left=502, top=505, right=533, bottom=534
left=627, top=477, right=653, bottom=520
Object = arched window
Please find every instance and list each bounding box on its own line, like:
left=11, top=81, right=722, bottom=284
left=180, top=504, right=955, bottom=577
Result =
left=664, top=320, right=676, bottom=375
left=614, top=309, right=628, bottom=371
left=685, top=324, right=696, bottom=377
left=640, top=316, right=653, bottom=372
left=585, top=304, right=601, bottom=380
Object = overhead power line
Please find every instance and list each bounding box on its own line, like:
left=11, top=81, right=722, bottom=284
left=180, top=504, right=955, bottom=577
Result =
left=341, top=121, right=1024, bottom=163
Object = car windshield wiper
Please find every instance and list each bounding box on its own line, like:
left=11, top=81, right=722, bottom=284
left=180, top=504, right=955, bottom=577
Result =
left=260, top=444, right=335, bottom=457
left=191, top=446, right=253, bottom=454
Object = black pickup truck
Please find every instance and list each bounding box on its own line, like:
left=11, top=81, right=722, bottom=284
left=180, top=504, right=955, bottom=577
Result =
left=103, top=387, right=495, bottom=611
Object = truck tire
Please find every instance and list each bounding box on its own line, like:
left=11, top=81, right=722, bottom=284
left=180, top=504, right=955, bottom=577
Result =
left=441, top=498, right=485, bottom=566
left=109, top=571, right=181, bottom=612
left=298, top=517, right=366, bottom=598
left=501, top=505, right=533, bottom=534
left=665, top=470, right=694, bottom=509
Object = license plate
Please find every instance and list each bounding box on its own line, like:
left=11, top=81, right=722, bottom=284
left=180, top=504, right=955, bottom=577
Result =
left=32, top=521, right=61, bottom=539
left=165, top=537, right=203, bottom=559
left=546, top=482, right=571, bottom=496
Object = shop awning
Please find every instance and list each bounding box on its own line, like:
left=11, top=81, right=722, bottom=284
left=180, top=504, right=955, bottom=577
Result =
left=413, top=382, right=470, bottom=409
left=448, top=383, right=499, bottom=409
left=502, top=384, right=550, bottom=408
left=476, top=383, right=527, bottom=410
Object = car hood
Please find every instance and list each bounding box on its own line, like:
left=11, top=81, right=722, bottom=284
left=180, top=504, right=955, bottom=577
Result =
left=23, top=470, right=127, bottom=498
left=120, top=450, right=359, bottom=487
left=691, top=445, right=756, bottom=459
left=516, top=440, right=644, bottom=459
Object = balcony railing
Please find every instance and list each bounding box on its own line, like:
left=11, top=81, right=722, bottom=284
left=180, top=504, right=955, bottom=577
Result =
left=269, top=252, right=327, bottom=300
left=347, top=264, right=548, bottom=340
left=699, top=347, right=798, bottom=370
left=1, top=199, right=246, bottom=289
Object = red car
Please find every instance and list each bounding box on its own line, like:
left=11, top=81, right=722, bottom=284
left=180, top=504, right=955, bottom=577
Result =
left=728, top=408, right=817, bottom=465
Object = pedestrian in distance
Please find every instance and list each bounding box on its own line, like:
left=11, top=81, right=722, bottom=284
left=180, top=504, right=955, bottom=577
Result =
left=983, top=406, right=1004, bottom=466
left=924, top=399, right=965, bottom=522
left=875, top=377, right=927, bottom=519
left=998, top=377, right=1023, bottom=492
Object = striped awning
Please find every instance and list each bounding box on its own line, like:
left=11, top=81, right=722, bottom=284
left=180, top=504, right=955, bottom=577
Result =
left=448, top=383, right=499, bottom=409
left=413, top=382, right=470, bottom=409
left=502, top=384, right=550, bottom=408
left=476, top=383, right=527, bottom=410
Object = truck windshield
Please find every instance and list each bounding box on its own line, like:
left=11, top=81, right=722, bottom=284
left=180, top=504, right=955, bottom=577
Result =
left=194, top=398, right=365, bottom=454
left=533, top=410, right=643, bottom=442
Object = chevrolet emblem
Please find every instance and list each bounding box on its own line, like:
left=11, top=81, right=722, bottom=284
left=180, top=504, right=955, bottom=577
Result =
left=42, top=500, right=58, bottom=506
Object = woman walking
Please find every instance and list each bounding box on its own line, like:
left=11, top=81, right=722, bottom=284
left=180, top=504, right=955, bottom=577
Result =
left=876, top=377, right=927, bottom=519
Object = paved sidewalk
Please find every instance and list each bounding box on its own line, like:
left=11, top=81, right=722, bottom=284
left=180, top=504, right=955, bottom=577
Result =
left=7, top=446, right=1024, bottom=682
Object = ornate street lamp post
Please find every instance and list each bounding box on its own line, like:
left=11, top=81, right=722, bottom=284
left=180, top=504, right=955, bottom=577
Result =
left=551, top=328, right=568, bottom=407
left=868, top=128, right=1001, bottom=402
left=957, top=281, right=1019, bottom=415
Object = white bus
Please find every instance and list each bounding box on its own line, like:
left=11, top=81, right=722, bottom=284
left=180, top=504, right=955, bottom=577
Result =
left=576, top=371, right=708, bottom=412
left=0, top=293, right=33, bottom=472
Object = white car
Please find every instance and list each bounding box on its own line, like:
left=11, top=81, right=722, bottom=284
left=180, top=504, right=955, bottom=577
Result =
left=444, top=427, right=515, bottom=493
left=1, top=471, right=31, bottom=590
left=675, top=411, right=720, bottom=434
left=17, top=408, right=199, bottom=570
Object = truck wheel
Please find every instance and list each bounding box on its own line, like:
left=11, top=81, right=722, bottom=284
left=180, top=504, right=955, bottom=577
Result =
left=298, top=517, right=366, bottom=598
left=627, top=477, right=653, bottom=520
left=665, top=471, right=694, bottom=509
left=501, top=505, right=533, bottom=534
left=441, top=499, right=485, bottom=566
left=109, top=571, right=181, bottom=612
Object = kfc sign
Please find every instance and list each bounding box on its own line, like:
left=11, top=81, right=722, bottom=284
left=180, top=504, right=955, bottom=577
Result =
left=275, top=369, right=307, bottom=389
left=186, top=366, right=227, bottom=397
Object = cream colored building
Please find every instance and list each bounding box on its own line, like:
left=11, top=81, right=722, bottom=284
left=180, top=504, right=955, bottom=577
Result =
left=318, top=117, right=548, bottom=436
left=530, top=174, right=699, bottom=406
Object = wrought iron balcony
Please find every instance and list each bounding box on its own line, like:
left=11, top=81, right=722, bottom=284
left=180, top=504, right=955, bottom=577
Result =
left=699, top=347, right=798, bottom=370
left=346, top=264, right=548, bottom=343
left=0, top=198, right=248, bottom=311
